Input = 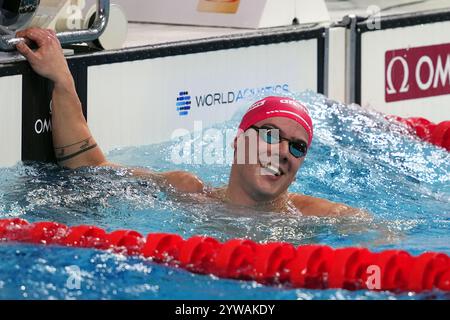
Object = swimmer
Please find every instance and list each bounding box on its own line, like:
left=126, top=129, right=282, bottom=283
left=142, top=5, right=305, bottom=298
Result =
left=16, top=28, right=367, bottom=217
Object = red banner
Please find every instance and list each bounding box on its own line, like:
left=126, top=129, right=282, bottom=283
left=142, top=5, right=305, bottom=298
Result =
left=385, top=43, right=450, bottom=102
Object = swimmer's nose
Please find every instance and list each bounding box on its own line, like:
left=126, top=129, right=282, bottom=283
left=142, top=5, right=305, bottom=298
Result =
left=279, top=140, right=290, bottom=163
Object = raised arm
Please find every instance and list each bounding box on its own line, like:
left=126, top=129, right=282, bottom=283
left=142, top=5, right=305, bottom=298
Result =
left=17, top=28, right=106, bottom=169
left=16, top=28, right=204, bottom=194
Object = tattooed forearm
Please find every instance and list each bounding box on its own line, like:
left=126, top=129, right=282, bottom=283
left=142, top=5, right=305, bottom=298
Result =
left=54, top=136, right=98, bottom=163
left=55, top=136, right=92, bottom=152
left=56, top=144, right=98, bottom=162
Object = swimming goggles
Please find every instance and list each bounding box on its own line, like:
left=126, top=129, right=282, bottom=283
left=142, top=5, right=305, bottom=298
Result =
left=249, top=125, right=308, bottom=158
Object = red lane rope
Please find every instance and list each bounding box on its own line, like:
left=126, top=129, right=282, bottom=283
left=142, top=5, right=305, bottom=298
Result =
left=388, top=115, right=450, bottom=151
left=1, top=218, right=449, bottom=292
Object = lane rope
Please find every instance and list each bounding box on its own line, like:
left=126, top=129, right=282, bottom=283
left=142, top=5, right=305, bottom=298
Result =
left=1, top=218, right=449, bottom=292
left=388, top=115, right=450, bottom=151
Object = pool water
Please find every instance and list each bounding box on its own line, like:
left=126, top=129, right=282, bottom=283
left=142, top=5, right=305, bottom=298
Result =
left=0, top=91, right=449, bottom=300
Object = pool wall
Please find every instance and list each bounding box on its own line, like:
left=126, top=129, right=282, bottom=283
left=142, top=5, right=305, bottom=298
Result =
left=355, top=10, right=450, bottom=122
left=0, top=9, right=450, bottom=167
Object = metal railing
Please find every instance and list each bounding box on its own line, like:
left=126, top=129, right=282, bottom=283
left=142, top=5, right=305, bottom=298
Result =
left=0, top=0, right=109, bottom=51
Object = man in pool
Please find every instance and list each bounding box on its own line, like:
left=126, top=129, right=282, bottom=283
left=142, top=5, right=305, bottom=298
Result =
left=16, top=28, right=365, bottom=217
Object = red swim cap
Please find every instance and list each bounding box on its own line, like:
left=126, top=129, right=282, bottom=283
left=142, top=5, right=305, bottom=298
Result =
left=238, top=96, right=314, bottom=146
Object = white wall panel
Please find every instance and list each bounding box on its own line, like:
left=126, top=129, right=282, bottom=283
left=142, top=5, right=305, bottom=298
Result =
left=0, top=75, right=22, bottom=167
left=88, top=40, right=318, bottom=152
left=361, top=21, right=450, bottom=122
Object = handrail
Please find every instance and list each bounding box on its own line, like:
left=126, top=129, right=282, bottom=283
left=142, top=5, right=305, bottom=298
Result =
left=0, top=0, right=110, bottom=51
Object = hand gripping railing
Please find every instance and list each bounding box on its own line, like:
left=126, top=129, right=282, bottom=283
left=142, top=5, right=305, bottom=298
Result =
left=0, top=0, right=109, bottom=51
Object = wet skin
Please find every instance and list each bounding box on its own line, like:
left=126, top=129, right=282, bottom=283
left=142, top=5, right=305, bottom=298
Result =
left=15, top=27, right=367, bottom=218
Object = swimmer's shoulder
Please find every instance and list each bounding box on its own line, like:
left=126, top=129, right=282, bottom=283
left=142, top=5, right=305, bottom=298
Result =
left=99, top=163, right=206, bottom=194
left=288, top=193, right=324, bottom=216
left=289, top=193, right=368, bottom=217
left=161, top=171, right=205, bottom=193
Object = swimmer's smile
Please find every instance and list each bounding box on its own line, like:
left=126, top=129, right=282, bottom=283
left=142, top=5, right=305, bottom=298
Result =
left=259, top=160, right=285, bottom=178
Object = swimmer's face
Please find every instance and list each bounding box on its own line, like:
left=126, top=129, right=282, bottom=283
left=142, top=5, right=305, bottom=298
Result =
left=233, top=117, right=309, bottom=202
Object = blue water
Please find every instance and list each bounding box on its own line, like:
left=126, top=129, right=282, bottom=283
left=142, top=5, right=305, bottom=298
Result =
left=0, top=92, right=449, bottom=300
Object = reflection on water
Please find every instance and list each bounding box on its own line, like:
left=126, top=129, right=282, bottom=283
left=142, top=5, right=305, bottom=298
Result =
left=0, top=91, right=449, bottom=299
